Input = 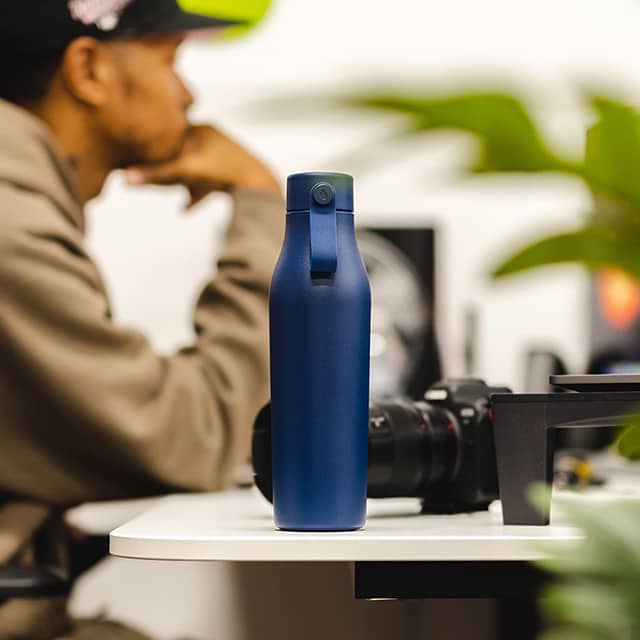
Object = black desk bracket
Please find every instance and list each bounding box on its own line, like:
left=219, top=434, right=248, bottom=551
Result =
left=353, top=561, right=549, bottom=599
left=492, top=386, right=640, bottom=525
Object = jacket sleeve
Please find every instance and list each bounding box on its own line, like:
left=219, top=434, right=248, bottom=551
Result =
left=0, top=189, right=284, bottom=506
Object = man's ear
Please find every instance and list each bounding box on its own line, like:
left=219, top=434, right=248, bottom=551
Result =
left=59, top=37, right=118, bottom=107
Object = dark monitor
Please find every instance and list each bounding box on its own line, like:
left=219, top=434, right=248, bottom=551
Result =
left=357, top=226, right=440, bottom=400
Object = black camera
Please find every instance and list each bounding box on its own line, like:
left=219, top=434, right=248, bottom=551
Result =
left=252, top=378, right=511, bottom=514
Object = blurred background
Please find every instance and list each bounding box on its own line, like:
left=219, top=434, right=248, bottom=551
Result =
left=71, top=0, right=640, bottom=637
left=89, top=0, right=636, bottom=388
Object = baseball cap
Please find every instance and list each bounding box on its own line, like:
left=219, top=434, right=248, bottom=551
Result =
left=0, top=0, right=242, bottom=54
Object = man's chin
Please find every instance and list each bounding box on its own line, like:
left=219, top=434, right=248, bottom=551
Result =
left=126, top=128, right=189, bottom=167
left=122, top=148, right=179, bottom=171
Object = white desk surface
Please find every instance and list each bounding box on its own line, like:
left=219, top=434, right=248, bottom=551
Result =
left=110, top=488, right=584, bottom=563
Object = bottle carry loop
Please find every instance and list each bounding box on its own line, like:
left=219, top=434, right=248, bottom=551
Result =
left=309, top=182, right=338, bottom=273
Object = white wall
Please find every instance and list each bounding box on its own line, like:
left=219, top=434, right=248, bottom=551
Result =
left=77, top=0, right=640, bottom=636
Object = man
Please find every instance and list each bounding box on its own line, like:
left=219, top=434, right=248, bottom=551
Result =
left=0, top=1, right=284, bottom=637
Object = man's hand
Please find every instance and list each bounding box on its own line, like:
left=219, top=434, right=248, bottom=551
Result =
left=125, top=125, right=281, bottom=208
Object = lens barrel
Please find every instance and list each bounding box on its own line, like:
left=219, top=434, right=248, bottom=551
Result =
left=368, top=400, right=461, bottom=498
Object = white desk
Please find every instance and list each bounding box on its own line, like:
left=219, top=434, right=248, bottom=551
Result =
left=104, top=463, right=638, bottom=638
left=110, top=488, right=581, bottom=563
left=106, top=488, right=589, bottom=639
left=109, top=488, right=587, bottom=607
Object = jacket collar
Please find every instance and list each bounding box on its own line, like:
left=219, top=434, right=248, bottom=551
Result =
left=0, top=99, right=85, bottom=232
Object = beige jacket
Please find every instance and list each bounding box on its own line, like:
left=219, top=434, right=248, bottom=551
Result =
left=0, top=99, right=283, bottom=638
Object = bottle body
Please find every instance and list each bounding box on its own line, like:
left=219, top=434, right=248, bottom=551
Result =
left=270, top=208, right=370, bottom=531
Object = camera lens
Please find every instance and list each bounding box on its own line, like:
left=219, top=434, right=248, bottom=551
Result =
left=252, top=403, right=274, bottom=502
left=368, top=400, right=461, bottom=498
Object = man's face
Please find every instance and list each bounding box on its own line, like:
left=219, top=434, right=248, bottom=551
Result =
left=100, top=35, right=194, bottom=167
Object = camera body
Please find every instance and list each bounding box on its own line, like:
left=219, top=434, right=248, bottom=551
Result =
left=389, top=379, right=510, bottom=513
left=252, top=378, right=511, bottom=515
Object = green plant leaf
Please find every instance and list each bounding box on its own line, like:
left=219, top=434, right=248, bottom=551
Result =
left=178, top=0, right=272, bottom=37
left=538, top=628, right=607, bottom=640
left=348, top=92, right=575, bottom=174
left=541, top=583, right=634, bottom=637
left=617, top=420, right=640, bottom=460
left=529, top=486, right=640, bottom=639
left=584, top=97, right=640, bottom=211
left=488, top=97, right=640, bottom=282
left=492, top=224, right=640, bottom=281
left=529, top=485, right=640, bottom=579
left=179, top=0, right=271, bottom=21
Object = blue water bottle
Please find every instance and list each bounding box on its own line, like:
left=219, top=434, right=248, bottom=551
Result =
left=269, top=172, right=371, bottom=531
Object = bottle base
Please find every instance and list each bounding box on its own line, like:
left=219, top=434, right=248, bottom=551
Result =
left=275, top=521, right=365, bottom=532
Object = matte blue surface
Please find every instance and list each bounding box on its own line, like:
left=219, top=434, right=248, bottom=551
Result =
left=270, top=173, right=370, bottom=531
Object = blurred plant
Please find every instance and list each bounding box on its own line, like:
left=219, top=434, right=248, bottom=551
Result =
left=343, top=92, right=640, bottom=280
left=341, top=89, right=640, bottom=462
left=529, top=486, right=640, bottom=640
left=346, top=90, right=640, bottom=639
left=178, top=0, right=272, bottom=38
left=255, top=90, right=640, bottom=286
left=618, top=417, right=640, bottom=459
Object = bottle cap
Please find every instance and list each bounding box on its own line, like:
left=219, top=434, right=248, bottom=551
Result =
left=286, top=172, right=354, bottom=213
